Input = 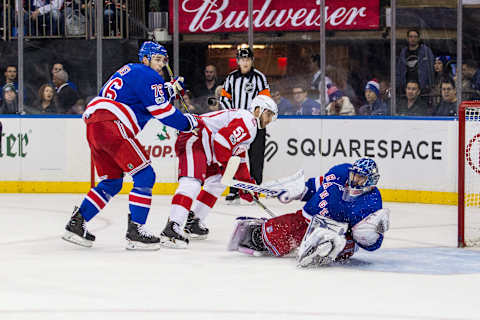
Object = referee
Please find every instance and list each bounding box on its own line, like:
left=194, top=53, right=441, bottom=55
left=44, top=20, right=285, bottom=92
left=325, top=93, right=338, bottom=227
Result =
left=220, top=46, right=271, bottom=203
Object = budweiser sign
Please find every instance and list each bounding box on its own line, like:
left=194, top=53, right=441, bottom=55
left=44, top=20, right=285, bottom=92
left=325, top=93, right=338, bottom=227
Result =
left=169, top=0, right=380, bottom=33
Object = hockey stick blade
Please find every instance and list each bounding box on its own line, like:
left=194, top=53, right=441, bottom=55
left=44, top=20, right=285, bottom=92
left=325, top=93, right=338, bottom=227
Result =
left=220, top=156, right=241, bottom=185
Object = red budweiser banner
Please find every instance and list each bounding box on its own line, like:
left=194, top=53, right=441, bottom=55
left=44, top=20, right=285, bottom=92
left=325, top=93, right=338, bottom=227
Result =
left=169, top=0, right=380, bottom=33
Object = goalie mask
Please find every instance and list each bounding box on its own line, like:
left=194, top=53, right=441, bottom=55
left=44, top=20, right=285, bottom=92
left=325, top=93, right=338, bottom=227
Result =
left=342, top=158, right=380, bottom=202
left=248, top=95, right=278, bottom=129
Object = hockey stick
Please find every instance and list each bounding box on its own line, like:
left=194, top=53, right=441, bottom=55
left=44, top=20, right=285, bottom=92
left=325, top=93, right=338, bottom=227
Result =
left=165, top=64, right=190, bottom=114
left=220, top=157, right=286, bottom=197
left=221, top=156, right=277, bottom=217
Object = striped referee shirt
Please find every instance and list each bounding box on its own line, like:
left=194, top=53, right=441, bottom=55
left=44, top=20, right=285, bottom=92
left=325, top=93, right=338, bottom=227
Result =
left=220, top=68, right=270, bottom=110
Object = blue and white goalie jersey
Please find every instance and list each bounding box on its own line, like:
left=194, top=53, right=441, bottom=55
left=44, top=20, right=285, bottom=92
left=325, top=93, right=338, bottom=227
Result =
left=301, top=163, right=384, bottom=251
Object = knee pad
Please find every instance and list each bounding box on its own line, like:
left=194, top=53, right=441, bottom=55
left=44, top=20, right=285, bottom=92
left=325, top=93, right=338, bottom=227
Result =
left=132, top=166, right=156, bottom=190
left=97, top=178, right=123, bottom=198
left=203, top=174, right=225, bottom=197
left=176, top=176, right=202, bottom=197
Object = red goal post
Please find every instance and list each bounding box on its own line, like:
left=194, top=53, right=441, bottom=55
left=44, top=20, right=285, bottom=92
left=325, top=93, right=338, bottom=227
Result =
left=458, top=101, right=480, bottom=247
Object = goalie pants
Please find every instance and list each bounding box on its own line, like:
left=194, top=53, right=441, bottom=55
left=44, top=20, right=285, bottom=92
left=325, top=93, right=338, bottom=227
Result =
left=262, top=210, right=356, bottom=260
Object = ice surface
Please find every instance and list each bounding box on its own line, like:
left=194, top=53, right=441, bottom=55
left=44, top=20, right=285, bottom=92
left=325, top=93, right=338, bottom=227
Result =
left=1, top=194, right=479, bottom=320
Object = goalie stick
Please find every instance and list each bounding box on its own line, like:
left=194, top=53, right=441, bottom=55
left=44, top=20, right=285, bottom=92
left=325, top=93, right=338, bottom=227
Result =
left=220, top=157, right=287, bottom=197
left=221, top=156, right=277, bottom=217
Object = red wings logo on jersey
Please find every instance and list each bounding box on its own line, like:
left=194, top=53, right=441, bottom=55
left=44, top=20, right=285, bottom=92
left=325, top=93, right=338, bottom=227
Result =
left=229, top=126, right=247, bottom=145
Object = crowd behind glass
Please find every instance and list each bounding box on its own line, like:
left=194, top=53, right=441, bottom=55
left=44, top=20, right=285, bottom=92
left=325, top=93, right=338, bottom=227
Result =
left=0, top=2, right=476, bottom=117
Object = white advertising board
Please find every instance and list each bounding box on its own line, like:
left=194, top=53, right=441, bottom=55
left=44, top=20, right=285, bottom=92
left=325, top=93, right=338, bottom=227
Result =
left=0, top=117, right=460, bottom=195
left=263, top=118, right=458, bottom=192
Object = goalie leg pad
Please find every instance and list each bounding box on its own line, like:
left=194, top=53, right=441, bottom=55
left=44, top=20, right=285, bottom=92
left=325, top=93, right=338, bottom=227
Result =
left=297, top=215, right=348, bottom=267
left=227, top=217, right=267, bottom=254
left=261, top=210, right=309, bottom=256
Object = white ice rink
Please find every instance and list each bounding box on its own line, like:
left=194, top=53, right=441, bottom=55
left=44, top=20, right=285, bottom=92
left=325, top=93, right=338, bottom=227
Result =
left=1, top=193, right=480, bottom=320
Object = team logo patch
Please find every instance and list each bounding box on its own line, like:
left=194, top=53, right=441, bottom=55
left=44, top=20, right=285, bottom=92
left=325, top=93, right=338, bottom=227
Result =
left=266, top=226, right=273, bottom=233
left=127, top=163, right=134, bottom=169
left=245, top=82, right=254, bottom=93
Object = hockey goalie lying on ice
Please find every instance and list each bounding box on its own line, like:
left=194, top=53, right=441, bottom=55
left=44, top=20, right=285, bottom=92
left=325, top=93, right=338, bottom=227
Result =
left=228, top=158, right=390, bottom=268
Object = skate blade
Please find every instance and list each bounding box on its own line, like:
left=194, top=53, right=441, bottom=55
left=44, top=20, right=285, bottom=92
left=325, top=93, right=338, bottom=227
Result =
left=186, top=233, right=208, bottom=240
left=62, top=231, right=93, bottom=248
left=125, top=240, right=161, bottom=251
left=159, top=236, right=188, bottom=249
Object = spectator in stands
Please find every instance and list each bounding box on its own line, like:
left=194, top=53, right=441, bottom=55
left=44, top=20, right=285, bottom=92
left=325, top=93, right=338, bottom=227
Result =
left=432, top=78, right=457, bottom=116
left=70, top=98, right=86, bottom=115
left=325, top=84, right=355, bottom=116
left=0, top=84, right=18, bottom=114
left=192, top=64, right=220, bottom=113
left=431, top=56, right=453, bottom=106
left=396, top=28, right=435, bottom=93
left=53, top=70, right=79, bottom=113
left=204, top=85, right=223, bottom=113
left=379, top=78, right=391, bottom=108
left=327, top=64, right=358, bottom=106
left=29, top=0, right=63, bottom=36
left=28, top=84, right=59, bottom=114
left=309, top=54, right=332, bottom=104
left=396, top=80, right=429, bottom=116
left=358, top=79, right=388, bottom=116
left=3, top=65, right=18, bottom=92
left=291, top=85, right=322, bottom=115
left=181, top=90, right=202, bottom=114
left=51, top=63, right=78, bottom=91
left=271, top=86, right=294, bottom=115
left=462, top=59, right=480, bottom=100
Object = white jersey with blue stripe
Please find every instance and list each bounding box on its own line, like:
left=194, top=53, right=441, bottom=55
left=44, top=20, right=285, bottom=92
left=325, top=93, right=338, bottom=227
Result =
left=84, top=63, right=189, bottom=135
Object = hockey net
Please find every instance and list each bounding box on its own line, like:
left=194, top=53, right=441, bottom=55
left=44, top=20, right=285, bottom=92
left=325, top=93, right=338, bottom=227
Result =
left=458, top=101, right=480, bottom=247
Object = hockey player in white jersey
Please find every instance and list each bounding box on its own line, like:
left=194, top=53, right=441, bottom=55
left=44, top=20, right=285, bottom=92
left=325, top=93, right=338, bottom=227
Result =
left=160, top=95, right=278, bottom=248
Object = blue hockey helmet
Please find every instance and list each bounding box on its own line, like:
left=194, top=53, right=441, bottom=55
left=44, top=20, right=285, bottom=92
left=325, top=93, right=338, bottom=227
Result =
left=138, top=41, right=168, bottom=62
left=343, top=158, right=380, bottom=202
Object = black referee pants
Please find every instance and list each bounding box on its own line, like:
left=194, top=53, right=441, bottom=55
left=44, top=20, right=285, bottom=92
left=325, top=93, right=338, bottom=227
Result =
left=228, top=128, right=266, bottom=196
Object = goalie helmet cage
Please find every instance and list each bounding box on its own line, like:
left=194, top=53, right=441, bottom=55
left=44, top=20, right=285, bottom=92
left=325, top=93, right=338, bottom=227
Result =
left=458, top=101, right=480, bottom=247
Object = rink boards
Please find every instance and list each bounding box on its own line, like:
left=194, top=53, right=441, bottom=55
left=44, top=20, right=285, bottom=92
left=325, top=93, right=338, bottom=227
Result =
left=0, top=116, right=460, bottom=204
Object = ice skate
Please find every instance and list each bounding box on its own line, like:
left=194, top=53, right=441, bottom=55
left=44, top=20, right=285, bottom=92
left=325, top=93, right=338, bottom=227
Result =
left=184, top=211, right=209, bottom=240
left=160, top=219, right=189, bottom=249
left=62, top=206, right=95, bottom=248
left=126, top=217, right=161, bottom=251
left=225, top=191, right=240, bottom=205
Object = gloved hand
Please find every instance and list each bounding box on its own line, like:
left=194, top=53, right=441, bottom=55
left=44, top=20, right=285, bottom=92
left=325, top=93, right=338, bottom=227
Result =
left=184, top=113, right=204, bottom=133
left=239, top=189, right=258, bottom=203
left=238, top=177, right=259, bottom=203
left=170, top=76, right=185, bottom=98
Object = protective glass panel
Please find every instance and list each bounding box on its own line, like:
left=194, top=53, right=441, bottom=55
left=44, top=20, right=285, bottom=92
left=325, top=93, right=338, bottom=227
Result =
left=394, top=0, right=457, bottom=117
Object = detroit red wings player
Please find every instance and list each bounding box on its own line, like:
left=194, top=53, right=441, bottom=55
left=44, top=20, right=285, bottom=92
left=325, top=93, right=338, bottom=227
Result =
left=160, top=95, right=278, bottom=248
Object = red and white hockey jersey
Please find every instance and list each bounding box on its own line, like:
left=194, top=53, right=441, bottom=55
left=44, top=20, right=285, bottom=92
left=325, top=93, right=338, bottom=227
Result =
left=198, top=109, right=258, bottom=180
